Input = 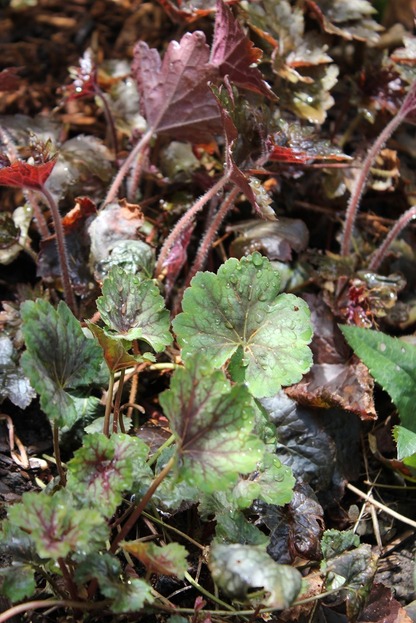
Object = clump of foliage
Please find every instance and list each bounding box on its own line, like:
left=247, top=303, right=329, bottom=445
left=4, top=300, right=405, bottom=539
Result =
left=1, top=0, right=416, bottom=620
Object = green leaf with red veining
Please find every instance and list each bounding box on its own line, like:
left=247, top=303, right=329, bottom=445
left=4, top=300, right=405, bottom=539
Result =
left=7, top=490, right=108, bottom=561
left=159, top=356, right=264, bottom=492
left=67, top=433, right=152, bottom=517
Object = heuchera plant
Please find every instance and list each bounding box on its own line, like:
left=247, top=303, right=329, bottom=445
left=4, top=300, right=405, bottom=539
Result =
left=0, top=253, right=313, bottom=619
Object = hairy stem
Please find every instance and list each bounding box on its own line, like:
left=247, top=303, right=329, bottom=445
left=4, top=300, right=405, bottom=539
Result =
left=185, top=186, right=239, bottom=289
left=368, top=205, right=416, bottom=272
left=40, top=186, right=77, bottom=315
left=53, top=422, right=66, bottom=487
left=110, top=455, right=175, bottom=552
left=155, top=173, right=230, bottom=278
left=341, top=81, right=416, bottom=256
left=95, top=88, right=119, bottom=156
left=58, top=558, right=79, bottom=601
left=104, top=128, right=153, bottom=205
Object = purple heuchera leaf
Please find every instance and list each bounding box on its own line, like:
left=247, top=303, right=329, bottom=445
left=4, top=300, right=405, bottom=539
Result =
left=210, top=0, right=276, bottom=100
left=132, top=32, right=222, bottom=141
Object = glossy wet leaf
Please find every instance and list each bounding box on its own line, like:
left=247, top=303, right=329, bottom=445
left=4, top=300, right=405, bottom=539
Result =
left=97, top=267, right=172, bottom=351
left=21, top=300, right=103, bottom=427
left=132, top=31, right=221, bottom=141
left=159, top=357, right=264, bottom=491
left=340, top=326, right=416, bottom=431
left=8, top=490, right=108, bottom=560
left=209, top=543, right=302, bottom=608
left=67, top=433, right=151, bottom=517
left=122, top=541, right=188, bottom=579
left=322, top=544, right=379, bottom=621
left=233, top=453, right=295, bottom=508
left=173, top=253, right=313, bottom=398
left=261, top=392, right=360, bottom=497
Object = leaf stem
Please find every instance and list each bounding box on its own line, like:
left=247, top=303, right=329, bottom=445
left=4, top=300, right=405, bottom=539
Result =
left=112, top=368, right=125, bottom=433
left=368, top=205, right=416, bottom=272
left=40, top=185, right=77, bottom=316
left=110, top=455, right=175, bottom=552
left=141, top=509, right=204, bottom=550
left=0, top=600, right=104, bottom=623
left=104, top=128, right=153, bottom=205
left=95, top=87, right=119, bottom=156
left=341, top=81, right=416, bottom=257
left=103, top=371, right=115, bottom=437
left=184, top=570, right=235, bottom=611
left=185, top=185, right=239, bottom=289
left=53, top=422, right=66, bottom=487
left=147, top=433, right=176, bottom=468
left=155, top=173, right=230, bottom=279
left=57, top=557, right=79, bottom=601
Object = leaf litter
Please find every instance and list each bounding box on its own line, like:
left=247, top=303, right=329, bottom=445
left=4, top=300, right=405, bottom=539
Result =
left=1, top=0, right=416, bottom=621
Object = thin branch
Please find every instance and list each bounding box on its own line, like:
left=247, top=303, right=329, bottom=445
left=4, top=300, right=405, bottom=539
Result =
left=368, top=205, right=416, bottom=271
left=347, top=483, right=416, bottom=529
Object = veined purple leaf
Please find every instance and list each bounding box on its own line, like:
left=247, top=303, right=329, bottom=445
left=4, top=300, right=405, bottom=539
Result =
left=132, top=32, right=222, bottom=141
left=210, top=0, right=276, bottom=99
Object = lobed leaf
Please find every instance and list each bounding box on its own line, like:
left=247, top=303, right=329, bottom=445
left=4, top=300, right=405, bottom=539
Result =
left=97, top=267, right=172, bottom=351
left=173, top=253, right=313, bottom=398
left=160, top=357, right=264, bottom=492
left=340, top=326, right=416, bottom=431
left=67, top=433, right=152, bottom=517
left=21, top=300, right=103, bottom=427
left=7, top=490, right=108, bottom=560
left=132, top=31, right=222, bottom=141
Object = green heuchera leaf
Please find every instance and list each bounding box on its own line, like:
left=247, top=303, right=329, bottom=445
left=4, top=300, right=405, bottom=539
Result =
left=20, top=300, right=102, bottom=427
left=122, top=541, right=188, bottom=579
left=340, top=326, right=416, bottom=430
left=393, top=425, right=416, bottom=463
left=75, top=552, right=153, bottom=613
left=159, top=357, right=264, bottom=492
left=7, top=490, right=108, bottom=560
left=67, top=433, right=152, bottom=517
left=321, top=529, right=360, bottom=560
left=209, top=543, right=302, bottom=608
left=232, top=453, right=295, bottom=508
left=173, top=253, right=313, bottom=398
left=97, top=267, right=172, bottom=351
left=0, top=564, right=35, bottom=602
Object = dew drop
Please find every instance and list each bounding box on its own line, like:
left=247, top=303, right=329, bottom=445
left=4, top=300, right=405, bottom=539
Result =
left=379, top=343, right=387, bottom=352
left=225, top=321, right=233, bottom=330
left=401, top=347, right=406, bottom=353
